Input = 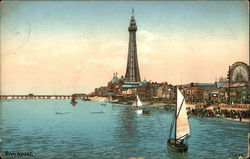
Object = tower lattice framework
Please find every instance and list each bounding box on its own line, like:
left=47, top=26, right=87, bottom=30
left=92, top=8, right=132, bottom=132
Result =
left=125, top=12, right=141, bottom=82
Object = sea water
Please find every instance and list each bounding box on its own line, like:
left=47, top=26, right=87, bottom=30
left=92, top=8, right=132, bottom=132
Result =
left=0, top=99, right=248, bottom=159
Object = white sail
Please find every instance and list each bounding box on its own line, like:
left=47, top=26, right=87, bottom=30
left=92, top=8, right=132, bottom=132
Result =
left=175, top=88, right=190, bottom=140
left=136, top=95, right=143, bottom=107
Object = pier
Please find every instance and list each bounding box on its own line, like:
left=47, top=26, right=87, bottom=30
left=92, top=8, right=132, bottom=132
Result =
left=0, top=94, right=88, bottom=100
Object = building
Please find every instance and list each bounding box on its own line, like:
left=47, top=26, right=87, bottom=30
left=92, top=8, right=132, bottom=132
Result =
left=107, top=73, right=123, bottom=96
left=136, top=81, right=151, bottom=99
left=125, top=10, right=141, bottom=82
left=219, top=82, right=248, bottom=104
left=95, top=86, right=107, bottom=97
left=182, top=82, right=218, bottom=103
left=210, top=91, right=219, bottom=103
left=72, top=93, right=86, bottom=99
left=184, top=86, right=204, bottom=103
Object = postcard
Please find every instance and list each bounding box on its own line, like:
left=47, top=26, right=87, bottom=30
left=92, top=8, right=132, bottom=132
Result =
left=0, top=1, right=249, bottom=159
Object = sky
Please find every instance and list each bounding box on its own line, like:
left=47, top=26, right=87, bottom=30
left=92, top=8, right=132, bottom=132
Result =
left=0, top=1, right=249, bottom=95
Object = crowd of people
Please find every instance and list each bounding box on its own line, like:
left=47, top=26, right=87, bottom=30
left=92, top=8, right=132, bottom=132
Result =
left=188, top=107, right=250, bottom=122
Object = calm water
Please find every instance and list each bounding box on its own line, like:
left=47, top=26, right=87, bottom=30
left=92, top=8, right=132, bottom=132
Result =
left=0, top=99, right=248, bottom=159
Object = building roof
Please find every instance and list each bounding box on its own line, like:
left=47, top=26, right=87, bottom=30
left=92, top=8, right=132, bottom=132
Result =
left=183, top=83, right=214, bottom=87
left=211, top=91, right=218, bottom=94
left=122, top=84, right=137, bottom=88
left=111, top=76, right=119, bottom=82
left=124, top=81, right=141, bottom=84
left=222, top=82, right=247, bottom=88
left=142, top=79, right=148, bottom=84
left=187, top=86, right=202, bottom=90
left=215, top=82, right=225, bottom=88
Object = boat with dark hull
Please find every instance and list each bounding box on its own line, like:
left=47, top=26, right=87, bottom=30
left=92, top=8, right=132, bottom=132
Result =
left=70, top=100, right=77, bottom=106
left=167, top=138, right=188, bottom=153
left=168, top=87, right=190, bottom=153
left=70, top=97, right=77, bottom=106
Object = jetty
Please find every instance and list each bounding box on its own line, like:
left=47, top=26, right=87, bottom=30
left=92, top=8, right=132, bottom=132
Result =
left=0, top=94, right=89, bottom=100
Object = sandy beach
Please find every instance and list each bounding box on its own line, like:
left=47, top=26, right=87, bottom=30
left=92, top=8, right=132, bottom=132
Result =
left=89, top=96, right=108, bottom=101
left=222, top=117, right=250, bottom=123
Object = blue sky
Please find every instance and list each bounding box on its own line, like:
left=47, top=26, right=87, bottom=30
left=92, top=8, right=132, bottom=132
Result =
left=3, top=1, right=248, bottom=37
left=1, top=1, right=249, bottom=94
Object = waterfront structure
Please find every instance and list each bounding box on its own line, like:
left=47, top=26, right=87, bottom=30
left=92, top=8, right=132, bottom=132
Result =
left=210, top=91, right=219, bottom=103
left=219, top=82, right=248, bottom=104
left=184, top=86, right=204, bottom=103
left=136, top=82, right=151, bottom=99
left=0, top=95, right=72, bottom=99
left=135, top=81, right=174, bottom=100
left=227, top=62, right=250, bottom=104
left=125, top=10, right=141, bottom=82
left=94, top=86, right=107, bottom=97
left=72, top=93, right=87, bottom=99
left=107, top=73, right=124, bottom=96
left=156, top=82, right=169, bottom=98
left=182, top=82, right=219, bottom=103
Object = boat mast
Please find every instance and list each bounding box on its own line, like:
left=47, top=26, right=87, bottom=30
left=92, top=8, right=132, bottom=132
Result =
left=174, top=86, right=177, bottom=142
left=135, top=89, right=138, bottom=107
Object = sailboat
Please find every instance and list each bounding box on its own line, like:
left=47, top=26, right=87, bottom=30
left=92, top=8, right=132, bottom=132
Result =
left=130, top=94, right=143, bottom=114
left=168, top=87, right=190, bottom=153
left=109, top=95, right=113, bottom=102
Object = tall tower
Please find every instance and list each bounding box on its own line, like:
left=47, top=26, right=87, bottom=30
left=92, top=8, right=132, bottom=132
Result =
left=125, top=9, right=141, bottom=82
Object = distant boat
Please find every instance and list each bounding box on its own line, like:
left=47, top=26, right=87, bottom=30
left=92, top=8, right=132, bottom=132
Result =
left=131, top=94, right=143, bottom=114
left=168, top=88, right=190, bottom=153
left=90, top=110, right=105, bottom=114
left=109, top=95, right=112, bottom=102
left=56, top=112, right=70, bottom=115
left=70, top=98, right=77, bottom=106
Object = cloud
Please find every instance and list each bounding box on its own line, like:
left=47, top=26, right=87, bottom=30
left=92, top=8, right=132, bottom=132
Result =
left=137, top=30, right=159, bottom=54
left=99, top=40, right=127, bottom=54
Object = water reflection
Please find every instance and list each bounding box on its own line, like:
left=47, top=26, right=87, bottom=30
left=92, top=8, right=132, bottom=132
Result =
left=114, top=105, right=140, bottom=158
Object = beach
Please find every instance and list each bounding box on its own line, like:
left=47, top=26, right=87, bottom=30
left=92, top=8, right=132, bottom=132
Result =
left=89, top=96, right=250, bottom=123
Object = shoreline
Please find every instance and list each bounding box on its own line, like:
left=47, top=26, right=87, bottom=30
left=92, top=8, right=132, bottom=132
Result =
left=89, top=96, right=250, bottom=123
left=4, top=96, right=247, bottom=123
left=221, top=117, right=249, bottom=123
left=88, top=96, right=107, bottom=101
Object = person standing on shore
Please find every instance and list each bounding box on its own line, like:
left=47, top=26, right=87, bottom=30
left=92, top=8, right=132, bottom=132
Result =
left=239, top=112, right=242, bottom=122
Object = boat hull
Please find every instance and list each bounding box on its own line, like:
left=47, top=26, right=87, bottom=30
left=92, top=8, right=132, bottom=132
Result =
left=70, top=101, right=77, bottom=106
left=167, top=139, right=188, bottom=153
left=130, top=106, right=141, bottom=110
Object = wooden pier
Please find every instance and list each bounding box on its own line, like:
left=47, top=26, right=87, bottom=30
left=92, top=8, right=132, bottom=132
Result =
left=0, top=94, right=88, bottom=100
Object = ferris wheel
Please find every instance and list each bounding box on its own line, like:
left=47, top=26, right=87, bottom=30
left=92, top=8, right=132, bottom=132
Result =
left=228, top=62, right=250, bottom=82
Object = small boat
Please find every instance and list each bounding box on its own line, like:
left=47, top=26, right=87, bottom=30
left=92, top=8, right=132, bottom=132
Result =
left=56, top=112, right=70, bottom=115
left=109, top=95, right=113, bottom=102
left=70, top=98, right=77, bottom=106
left=131, top=94, right=143, bottom=114
left=168, top=87, right=190, bottom=153
left=90, top=110, right=105, bottom=114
